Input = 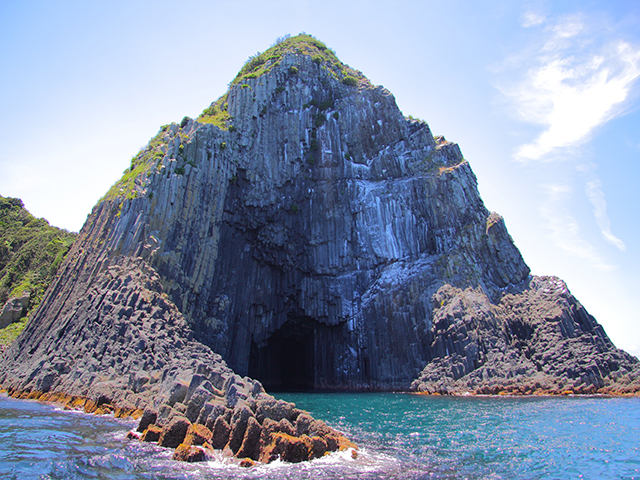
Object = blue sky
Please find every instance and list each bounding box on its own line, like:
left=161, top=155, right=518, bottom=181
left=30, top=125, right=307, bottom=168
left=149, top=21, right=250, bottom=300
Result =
left=1, top=0, right=639, bottom=357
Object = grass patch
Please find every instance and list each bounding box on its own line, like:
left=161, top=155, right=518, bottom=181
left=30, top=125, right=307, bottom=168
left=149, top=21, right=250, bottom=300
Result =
left=231, top=33, right=365, bottom=86
left=0, top=317, right=28, bottom=346
left=197, top=95, right=232, bottom=130
left=101, top=126, right=171, bottom=202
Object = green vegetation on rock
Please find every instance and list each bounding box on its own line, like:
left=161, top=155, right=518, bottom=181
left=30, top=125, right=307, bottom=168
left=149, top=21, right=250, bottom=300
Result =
left=197, top=94, right=232, bottom=129
left=197, top=34, right=365, bottom=129
left=0, top=196, right=76, bottom=344
left=102, top=127, right=169, bottom=202
left=232, top=33, right=362, bottom=84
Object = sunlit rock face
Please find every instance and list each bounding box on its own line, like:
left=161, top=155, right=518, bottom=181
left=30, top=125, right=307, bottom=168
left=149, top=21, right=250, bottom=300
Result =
left=2, top=35, right=638, bottom=397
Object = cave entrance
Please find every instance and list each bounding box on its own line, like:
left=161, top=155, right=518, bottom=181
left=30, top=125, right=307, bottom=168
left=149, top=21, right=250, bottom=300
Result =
left=248, top=316, right=316, bottom=392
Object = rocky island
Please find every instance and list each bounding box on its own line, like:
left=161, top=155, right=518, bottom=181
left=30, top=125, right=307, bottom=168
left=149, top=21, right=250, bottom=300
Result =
left=1, top=33, right=638, bottom=463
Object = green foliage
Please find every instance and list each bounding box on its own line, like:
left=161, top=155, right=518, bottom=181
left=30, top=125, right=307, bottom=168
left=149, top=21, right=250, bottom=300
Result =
left=342, top=76, right=358, bottom=86
left=319, top=99, right=333, bottom=110
left=0, top=316, right=28, bottom=346
left=232, top=33, right=362, bottom=85
left=314, top=113, right=326, bottom=128
left=275, top=86, right=285, bottom=93
left=175, top=166, right=185, bottom=175
left=104, top=162, right=150, bottom=201
left=0, top=196, right=77, bottom=342
left=332, top=111, right=339, bottom=120
left=102, top=126, right=171, bottom=202
left=197, top=95, right=232, bottom=130
left=290, top=203, right=300, bottom=213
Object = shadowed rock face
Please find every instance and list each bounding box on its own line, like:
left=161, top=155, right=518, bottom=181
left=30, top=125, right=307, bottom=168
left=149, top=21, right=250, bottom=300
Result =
left=0, top=34, right=638, bottom=402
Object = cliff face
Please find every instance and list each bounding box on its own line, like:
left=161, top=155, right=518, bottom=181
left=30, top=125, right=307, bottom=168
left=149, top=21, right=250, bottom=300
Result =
left=0, top=34, right=637, bottom=399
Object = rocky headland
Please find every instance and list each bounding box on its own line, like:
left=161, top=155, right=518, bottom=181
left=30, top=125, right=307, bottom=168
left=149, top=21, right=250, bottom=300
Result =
left=1, top=32, right=638, bottom=464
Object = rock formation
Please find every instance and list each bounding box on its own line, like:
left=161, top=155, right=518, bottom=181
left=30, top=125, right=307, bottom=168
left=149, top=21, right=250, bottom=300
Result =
left=0, top=34, right=638, bottom=461
left=0, top=292, right=30, bottom=329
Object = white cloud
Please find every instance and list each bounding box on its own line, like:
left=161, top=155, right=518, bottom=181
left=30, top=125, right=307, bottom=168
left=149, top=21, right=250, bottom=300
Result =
left=539, top=183, right=615, bottom=271
left=521, top=10, right=546, bottom=28
left=496, top=12, right=635, bottom=263
left=582, top=169, right=626, bottom=251
left=503, top=17, right=640, bottom=162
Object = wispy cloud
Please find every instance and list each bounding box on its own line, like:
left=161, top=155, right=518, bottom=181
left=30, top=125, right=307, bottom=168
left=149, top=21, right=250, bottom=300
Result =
left=503, top=15, right=640, bottom=162
left=496, top=11, right=636, bottom=262
left=539, top=183, right=615, bottom=271
left=521, top=10, right=546, bottom=28
left=581, top=167, right=626, bottom=251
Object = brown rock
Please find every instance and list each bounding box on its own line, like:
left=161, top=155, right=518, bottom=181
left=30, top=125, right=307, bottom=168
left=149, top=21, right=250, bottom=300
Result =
left=236, top=416, right=262, bottom=460
left=228, top=404, right=254, bottom=453
left=211, top=416, right=231, bottom=450
left=239, top=458, right=255, bottom=468
left=140, top=424, right=162, bottom=443
left=259, top=432, right=312, bottom=463
left=309, top=435, right=329, bottom=459
left=137, top=409, right=158, bottom=433
left=158, top=416, right=191, bottom=448
left=183, top=423, right=212, bottom=446
left=172, top=443, right=206, bottom=462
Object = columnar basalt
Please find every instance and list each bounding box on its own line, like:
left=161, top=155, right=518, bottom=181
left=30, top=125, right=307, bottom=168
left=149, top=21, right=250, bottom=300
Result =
left=0, top=35, right=638, bottom=457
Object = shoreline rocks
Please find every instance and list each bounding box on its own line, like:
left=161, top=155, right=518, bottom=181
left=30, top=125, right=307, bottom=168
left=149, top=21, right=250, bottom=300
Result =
left=0, top=256, right=354, bottom=464
left=410, top=277, right=640, bottom=395
left=0, top=385, right=355, bottom=464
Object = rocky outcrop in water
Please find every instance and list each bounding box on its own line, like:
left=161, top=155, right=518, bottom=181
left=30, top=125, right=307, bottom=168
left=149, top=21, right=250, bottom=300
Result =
left=0, top=32, right=638, bottom=446
left=412, top=276, right=640, bottom=394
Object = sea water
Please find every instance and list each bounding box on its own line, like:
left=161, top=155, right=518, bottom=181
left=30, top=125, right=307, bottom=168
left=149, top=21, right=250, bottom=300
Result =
left=0, top=392, right=638, bottom=479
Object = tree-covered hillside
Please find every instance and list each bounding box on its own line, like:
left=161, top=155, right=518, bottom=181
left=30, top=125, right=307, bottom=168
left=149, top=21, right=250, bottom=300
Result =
left=0, top=196, right=76, bottom=345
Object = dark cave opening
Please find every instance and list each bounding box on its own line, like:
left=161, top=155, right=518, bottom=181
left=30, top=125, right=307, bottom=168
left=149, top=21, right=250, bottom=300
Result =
left=248, top=316, right=316, bottom=392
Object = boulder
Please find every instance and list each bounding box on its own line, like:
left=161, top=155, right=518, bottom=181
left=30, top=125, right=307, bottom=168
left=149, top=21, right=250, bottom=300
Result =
left=0, top=292, right=29, bottom=329
left=158, top=416, right=191, bottom=448
left=137, top=409, right=157, bottom=432
left=173, top=444, right=206, bottom=462
left=211, top=416, right=231, bottom=450
left=183, top=423, right=212, bottom=446
left=140, top=424, right=162, bottom=443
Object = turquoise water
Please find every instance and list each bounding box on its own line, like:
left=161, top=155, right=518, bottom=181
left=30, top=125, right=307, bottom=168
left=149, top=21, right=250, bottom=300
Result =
left=0, top=392, right=638, bottom=479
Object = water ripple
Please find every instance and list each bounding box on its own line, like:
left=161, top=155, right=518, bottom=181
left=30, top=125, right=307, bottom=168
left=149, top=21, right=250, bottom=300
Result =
left=1, top=393, right=639, bottom=479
